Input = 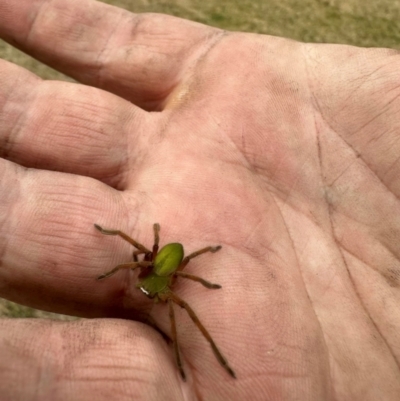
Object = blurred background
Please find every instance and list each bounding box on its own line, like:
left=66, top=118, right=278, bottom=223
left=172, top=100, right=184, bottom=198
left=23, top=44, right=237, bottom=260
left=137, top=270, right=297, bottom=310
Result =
left=1, top=0, right=399, bottom=318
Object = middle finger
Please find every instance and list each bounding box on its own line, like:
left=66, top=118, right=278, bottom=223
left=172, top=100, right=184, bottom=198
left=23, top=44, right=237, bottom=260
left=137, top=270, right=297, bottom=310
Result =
left=0, top=59, right=150, bottom=189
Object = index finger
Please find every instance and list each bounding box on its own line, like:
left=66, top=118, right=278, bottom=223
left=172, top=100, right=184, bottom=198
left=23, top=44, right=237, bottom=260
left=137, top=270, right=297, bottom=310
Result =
left=0, top=0, right=220, bottom=110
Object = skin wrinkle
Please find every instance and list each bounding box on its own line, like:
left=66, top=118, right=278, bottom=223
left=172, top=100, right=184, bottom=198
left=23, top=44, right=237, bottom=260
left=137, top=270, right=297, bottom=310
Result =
left=219, top=124, right=301, bottom=220
left=0, top=162, right=24, bottom=272
left=28, top=90, right=130, bottom=170
left=61, top=102, right=113, bottom=127
left=180, top=358, right=201, bottom=401
left=275, top=161, right=317, bottom=209
left=339, top=234, right=400, bottom=289
left=373, top=136, right=393, bottom=161
left=321, top=133, right=400, bottom=265
left=235, top=211, right=278, bottom=260
left=332, top=77, right=376, bottom=116
left=0, top=62, right=20, bottom=117
left=385, top=83, right=400, bottom=99
left=353, top=104, right=393, bottom=136
left=1, top=77, right=35, bottom=160
left=311, top=82, right=400, bottom=209
left=326, top=158, right=361, bottom=188
left=339, top=247, right=400, bottom=373
left=306, top=98, right=338, bottom=396
left=219, top=123, right=255, bottom=175
left=327, top=207, right=400, bottom=378
left=364, top=62, right=397, bottom=82
left=0, top=75, right=134, bottom=181
left=105, top=14, right=189, bottom=108
left=256, top=164, right=327, bottom=246
left=377, top=138, right=400, bottom=173
left=323, top=204, right=367, bottom=401
left=94, top=10, right=126, bottom=88
left=238, top=214, right=276, bottom=258
left=241, top=145, right=289, bottom=201
left=307, top=48, right=392, bottom=141
left=273, top=193, right=333, bottom=399
left=51, top=321, right=159, bottom=397
left=24, top=0, right=48, bottom=47
left=331, top=204, right=400, bottom=272
left=311, top=89, right=400, bottom=294
left=385, top=267, right=400, bottom=288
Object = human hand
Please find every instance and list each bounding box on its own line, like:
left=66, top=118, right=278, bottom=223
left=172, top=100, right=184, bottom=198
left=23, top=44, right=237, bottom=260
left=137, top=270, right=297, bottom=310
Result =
left=1, top=0, right=400, bottom=400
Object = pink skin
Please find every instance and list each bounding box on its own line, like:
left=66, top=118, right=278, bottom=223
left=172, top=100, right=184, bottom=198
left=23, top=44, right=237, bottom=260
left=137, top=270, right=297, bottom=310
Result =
left=1, top=0, right=400, bottom=400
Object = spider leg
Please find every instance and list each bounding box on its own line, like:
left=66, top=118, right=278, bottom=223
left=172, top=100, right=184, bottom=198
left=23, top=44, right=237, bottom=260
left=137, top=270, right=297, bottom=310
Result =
left=132, top=249, right=144, bottom=262
left=174, top=271, right=221, bottom=289
left=152, top=223, right=160, bottom=259
left=177, top=245, right=221, bottom=272
left=94, top=224, right=150, bottom=253
left=168, top=298, right=186, bottom=381
left=166, top=291, right=236, bottom=379
left=97, top=261, right=152, bottom=280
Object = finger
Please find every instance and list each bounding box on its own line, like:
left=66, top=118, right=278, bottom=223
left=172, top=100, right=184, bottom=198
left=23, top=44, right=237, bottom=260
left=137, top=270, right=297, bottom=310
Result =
left=0, top=158, right=153, bottom=318
left=0, top=319, right=184, bottom=401
left=0, top=0, right=219, bottom=110
left=0, top=59, right=148, bottom=188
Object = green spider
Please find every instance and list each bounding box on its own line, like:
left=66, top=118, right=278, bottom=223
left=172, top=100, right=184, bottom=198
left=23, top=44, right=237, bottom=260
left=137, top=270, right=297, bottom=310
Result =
left=94, top=222, right=236, bottom=381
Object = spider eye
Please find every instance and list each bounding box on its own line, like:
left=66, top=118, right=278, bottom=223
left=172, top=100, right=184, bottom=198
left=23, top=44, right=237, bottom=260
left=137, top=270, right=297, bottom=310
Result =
left=154, top=243, right=184, bottom=276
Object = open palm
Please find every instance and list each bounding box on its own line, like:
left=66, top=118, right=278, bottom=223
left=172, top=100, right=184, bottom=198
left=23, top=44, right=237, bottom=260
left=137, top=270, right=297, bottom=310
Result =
left=1, top=1, right=400, bottom=400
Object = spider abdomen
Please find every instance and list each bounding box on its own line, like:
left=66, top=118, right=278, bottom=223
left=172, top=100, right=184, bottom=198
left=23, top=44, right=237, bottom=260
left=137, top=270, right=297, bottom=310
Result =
left=154, top=243, right=184, bottom=276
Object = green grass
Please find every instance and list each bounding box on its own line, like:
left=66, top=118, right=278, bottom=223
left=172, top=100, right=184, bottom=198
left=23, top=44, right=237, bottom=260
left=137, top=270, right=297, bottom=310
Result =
left=0, top=298, right=76, bottom=319
left=1, top=0, right=399, bottom=318
left=103, top=0, right=400, bottom=48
